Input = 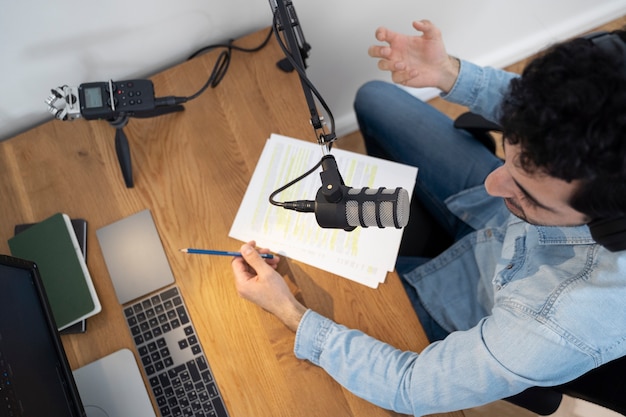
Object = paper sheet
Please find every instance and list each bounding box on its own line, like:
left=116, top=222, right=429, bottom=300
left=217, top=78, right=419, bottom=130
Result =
left=229, top=134, right=418, bottom=288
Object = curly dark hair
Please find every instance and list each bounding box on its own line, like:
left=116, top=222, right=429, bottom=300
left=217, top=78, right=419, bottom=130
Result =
left=499, top=31, right=626, bottom=219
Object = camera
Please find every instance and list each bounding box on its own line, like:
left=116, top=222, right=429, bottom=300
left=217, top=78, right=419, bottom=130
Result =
left=46, top=79, right=156, bottom=121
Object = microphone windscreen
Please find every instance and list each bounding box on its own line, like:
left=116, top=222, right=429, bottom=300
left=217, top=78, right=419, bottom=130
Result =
left=345, top=188, right=410, bottom=228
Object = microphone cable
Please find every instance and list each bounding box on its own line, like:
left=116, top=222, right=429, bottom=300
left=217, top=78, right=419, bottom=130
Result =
left=268, top=7, right=340, bottom=210
left=156, top=28, right=274, bottom=106
left=269, top=157, right=323, bottom=210
left=271, top=13, right=336, bottom=143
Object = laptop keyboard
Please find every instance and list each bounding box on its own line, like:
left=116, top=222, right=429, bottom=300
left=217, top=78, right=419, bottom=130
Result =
left=1, top=351, right=23, bottom=417
left=123, top=286, right=229, bottom=417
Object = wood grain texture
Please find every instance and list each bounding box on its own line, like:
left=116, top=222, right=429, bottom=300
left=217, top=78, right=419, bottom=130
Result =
left=0, top=29, right=461, bottom=417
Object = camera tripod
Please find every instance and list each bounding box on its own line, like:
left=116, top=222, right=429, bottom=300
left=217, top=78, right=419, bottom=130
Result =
left=108, top=104, right=184, bottom=188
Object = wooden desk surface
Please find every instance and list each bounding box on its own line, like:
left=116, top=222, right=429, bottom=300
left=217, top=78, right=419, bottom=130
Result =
left=0, top=29, right=463, bottom=417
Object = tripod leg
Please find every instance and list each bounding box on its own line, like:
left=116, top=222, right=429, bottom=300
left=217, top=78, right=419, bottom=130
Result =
left=115, top=127, right=134, bottom=188
left=109, top=106, right=184, bottom=187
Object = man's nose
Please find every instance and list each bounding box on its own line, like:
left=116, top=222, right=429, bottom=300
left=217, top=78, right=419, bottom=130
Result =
left=484, top=166, right=515, bottom=198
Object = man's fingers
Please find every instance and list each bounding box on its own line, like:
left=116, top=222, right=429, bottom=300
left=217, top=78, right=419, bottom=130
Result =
left=374, top=26, right=388, bottom=42
left=368, top=45, right=390, bottom=58
left=412, top=19, right=439, bottom=40
left=240, top=242, right=269, bottom=270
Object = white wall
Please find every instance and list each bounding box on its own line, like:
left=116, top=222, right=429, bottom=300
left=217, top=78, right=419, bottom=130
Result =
left=1, top=0, right=625, bottom=141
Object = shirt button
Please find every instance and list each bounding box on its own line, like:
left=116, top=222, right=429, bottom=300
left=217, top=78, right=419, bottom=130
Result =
left=506, top=264, right=513, bottom=269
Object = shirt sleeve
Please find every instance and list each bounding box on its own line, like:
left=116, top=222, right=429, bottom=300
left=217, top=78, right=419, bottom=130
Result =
left=441, top=60, right=519, bottom=124
left=294, top=309, right=594, bottom=416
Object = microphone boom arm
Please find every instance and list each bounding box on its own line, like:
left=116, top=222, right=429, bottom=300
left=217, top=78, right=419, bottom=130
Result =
left=271, top=0, right=336, bottom=151
left=267, top=0, right=410, bottom=231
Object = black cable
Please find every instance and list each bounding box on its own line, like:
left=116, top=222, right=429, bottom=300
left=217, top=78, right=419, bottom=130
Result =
left=188, top=27, right=273, bottom=59
left=268, top=7, right=339, bottom=208
left=184, top=48, right=231, bottom=102
left=161, top=28, right=274, bottom=105
left=271, top=13, right=336, bottom=143
left=269, top=157, right=324, bottom=207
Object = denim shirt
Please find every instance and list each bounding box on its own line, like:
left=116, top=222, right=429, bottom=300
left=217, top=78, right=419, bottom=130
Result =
left=293, top=61, right=626, bottom=416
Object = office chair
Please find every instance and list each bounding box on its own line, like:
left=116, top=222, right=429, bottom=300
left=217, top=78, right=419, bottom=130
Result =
left=452, top=111, right=626, bottom=416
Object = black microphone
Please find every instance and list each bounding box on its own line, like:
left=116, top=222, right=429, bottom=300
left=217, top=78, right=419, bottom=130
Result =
left=282, top=155, right=410, bottom=231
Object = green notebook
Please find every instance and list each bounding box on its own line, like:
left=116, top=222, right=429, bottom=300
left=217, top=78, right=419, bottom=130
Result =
left=8, top=213, right=101, bottom=330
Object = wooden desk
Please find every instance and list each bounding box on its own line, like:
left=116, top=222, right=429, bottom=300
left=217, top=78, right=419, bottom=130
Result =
left=0, top=29, right=463, bottom=417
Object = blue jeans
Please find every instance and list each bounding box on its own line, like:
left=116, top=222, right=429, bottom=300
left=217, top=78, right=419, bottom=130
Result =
left=354, top=80, right=503, bottom=340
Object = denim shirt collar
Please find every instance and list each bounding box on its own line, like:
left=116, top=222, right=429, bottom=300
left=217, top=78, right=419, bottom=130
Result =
left=533, top=222, right=595, bottom=246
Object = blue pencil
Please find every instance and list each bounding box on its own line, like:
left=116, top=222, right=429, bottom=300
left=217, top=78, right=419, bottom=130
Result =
left=179, top=248, right=274, bottom=259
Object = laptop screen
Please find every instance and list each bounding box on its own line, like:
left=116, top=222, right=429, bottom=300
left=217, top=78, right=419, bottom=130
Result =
left=0, top=255, right=85, bottom=417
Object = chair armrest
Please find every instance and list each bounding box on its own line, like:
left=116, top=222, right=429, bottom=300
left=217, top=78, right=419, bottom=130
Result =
left=453, top=112, right=502, bottom=154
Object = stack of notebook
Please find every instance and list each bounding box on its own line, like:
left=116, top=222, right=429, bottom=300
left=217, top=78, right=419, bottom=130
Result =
left=8, top=212, right=101, bottom=332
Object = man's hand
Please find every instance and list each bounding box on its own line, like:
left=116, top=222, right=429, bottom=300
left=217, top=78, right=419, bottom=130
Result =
left=368, top=20, right=460, bottom=93
left=231, top=241, right=307, bottom=332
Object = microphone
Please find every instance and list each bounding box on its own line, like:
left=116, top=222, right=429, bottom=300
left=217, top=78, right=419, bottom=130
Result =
left=282, top=155, right=410, bottom=231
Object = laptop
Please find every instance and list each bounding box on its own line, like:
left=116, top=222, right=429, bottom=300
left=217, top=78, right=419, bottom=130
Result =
left=95, top=209, right=230, bottom=417
left=0, top=254, right=157, bottom=417
left=0, top=254, right=86, bottom=417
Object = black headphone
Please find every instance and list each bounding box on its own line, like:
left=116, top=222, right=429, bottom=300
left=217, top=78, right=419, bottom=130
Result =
left=582, top=31, right=626, bottom=252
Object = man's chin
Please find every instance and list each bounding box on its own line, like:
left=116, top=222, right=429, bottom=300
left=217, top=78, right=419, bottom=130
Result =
left=504, top=199, right=527, bottom=222
left=503, top=199, right=553, bottom=227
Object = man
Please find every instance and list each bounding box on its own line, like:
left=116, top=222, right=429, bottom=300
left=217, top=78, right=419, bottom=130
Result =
left=231, top=20, right=626, bottom=415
